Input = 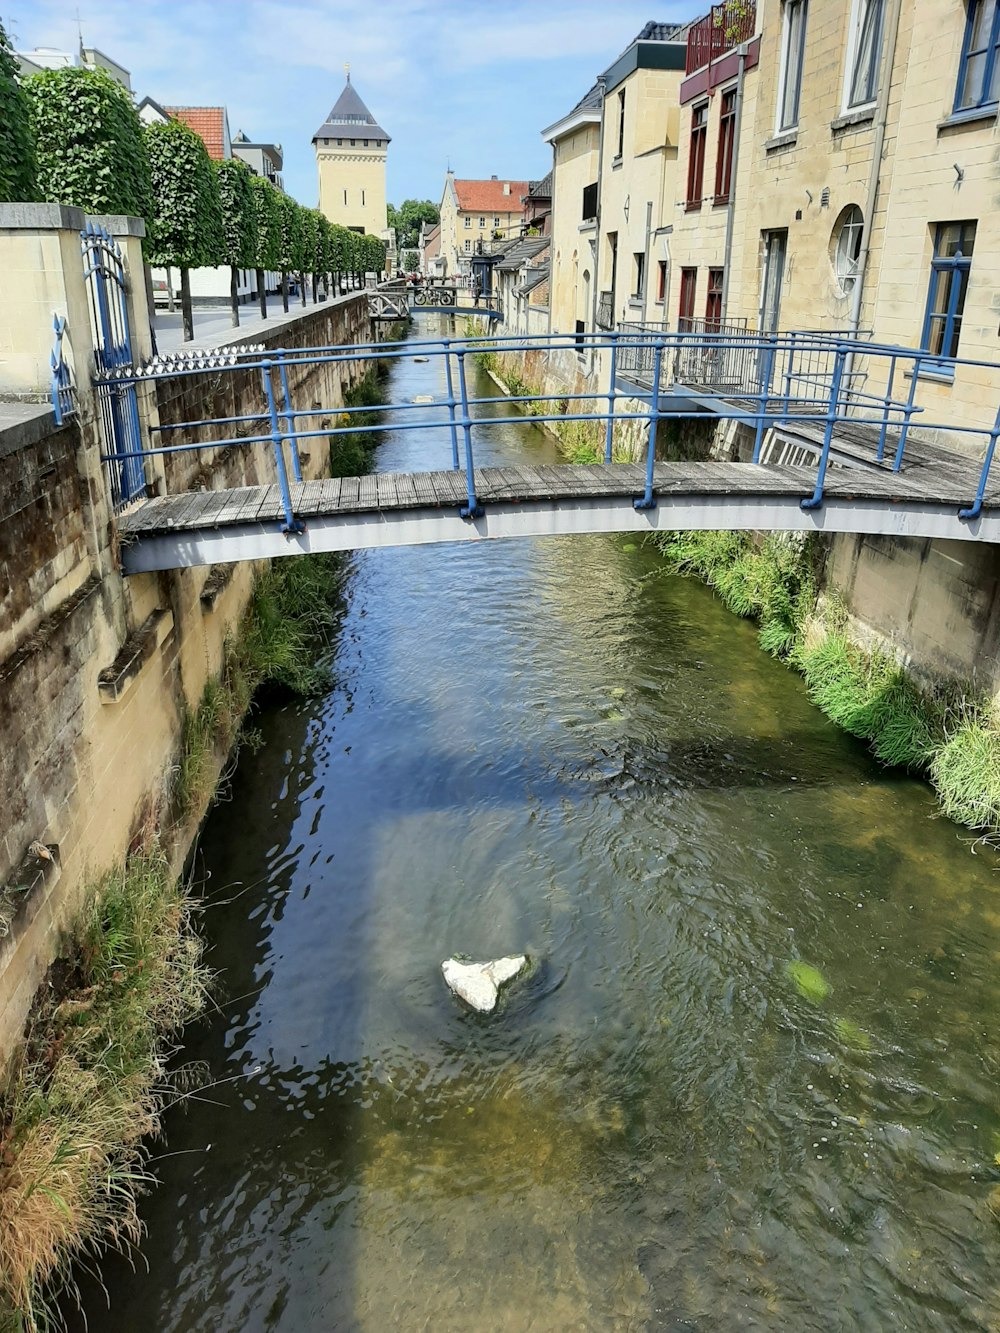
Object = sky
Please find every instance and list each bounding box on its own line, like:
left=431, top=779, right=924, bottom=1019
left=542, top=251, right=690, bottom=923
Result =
left=5, top=0, right=704, bottom=208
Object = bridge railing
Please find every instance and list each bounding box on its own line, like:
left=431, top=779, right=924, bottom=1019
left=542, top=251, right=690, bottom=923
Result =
left=92, top=328, right=1000, bottom=530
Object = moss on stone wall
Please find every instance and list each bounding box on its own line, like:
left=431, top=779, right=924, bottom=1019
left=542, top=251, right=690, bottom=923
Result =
left=654, top=529, right=1000, bottom=839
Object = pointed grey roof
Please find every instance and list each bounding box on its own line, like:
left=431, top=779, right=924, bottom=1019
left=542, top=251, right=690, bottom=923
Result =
left=312, top=79, right=390, bottom=144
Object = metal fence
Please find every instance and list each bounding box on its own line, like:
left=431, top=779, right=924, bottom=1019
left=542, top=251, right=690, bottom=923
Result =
left=91, top=327, right=1000, bottom=529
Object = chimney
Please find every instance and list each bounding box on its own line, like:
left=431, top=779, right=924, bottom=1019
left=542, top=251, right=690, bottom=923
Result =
left=491, top=174, right=498, bottom=180
left=503, top=182, right=510, bottom=196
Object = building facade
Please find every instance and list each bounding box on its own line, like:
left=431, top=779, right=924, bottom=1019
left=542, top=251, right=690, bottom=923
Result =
left=314, top=78, right=389, bottom=236
left=438, top=174, right=531, bottom=278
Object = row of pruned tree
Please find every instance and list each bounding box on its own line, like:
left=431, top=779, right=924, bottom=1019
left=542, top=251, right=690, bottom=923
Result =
left=0, top=25, right=386, bottom=341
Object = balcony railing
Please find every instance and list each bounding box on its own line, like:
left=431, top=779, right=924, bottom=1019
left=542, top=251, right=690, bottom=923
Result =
left=596, top=290, right=614, bottom=331
left=685, top=2, right=756, bottom=74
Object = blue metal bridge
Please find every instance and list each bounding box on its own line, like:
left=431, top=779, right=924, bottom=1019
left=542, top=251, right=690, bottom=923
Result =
left=83, top=327, right=1000, bottom=574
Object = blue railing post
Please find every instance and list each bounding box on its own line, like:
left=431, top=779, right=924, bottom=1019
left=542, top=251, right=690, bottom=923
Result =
left=443, top=336, right=461, bottom=470
left=261, top=360, right=303, bottom=533
left=959, top=402, right=1000, bottom=521
left=752, top=336, right=778, bottom=464
left=277, top=352, right=304, bottom=483
left=893, top=355, right=922, bottom=472
left=605, top=330, right=618, bottom=464
left=801, top=346, right=847, bottom=511
left=876, top=354, right=897, bottom=462
left=455, top=350, right=483, bottom=519
left=782, top=334, right=796, bottom=413
left=634, top=340, right=664, bottom=510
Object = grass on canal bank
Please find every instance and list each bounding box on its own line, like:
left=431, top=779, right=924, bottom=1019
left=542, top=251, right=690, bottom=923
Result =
left=0, top=848, right=209, bottom=1332
left=0, top=552, right=347, bottom=1331
left=653, top=529, right=1000, bottom=839
left=328, top=366, right=390, bottom=478
left=177, top=553, right=343, bottom=818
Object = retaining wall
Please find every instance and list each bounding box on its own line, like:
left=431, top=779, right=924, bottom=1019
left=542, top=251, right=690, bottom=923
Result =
left=0, top=292, right=374, bottom=1059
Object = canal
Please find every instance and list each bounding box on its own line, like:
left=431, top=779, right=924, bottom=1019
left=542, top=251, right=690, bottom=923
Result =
left=75, top=333, right=1000, bottom=1330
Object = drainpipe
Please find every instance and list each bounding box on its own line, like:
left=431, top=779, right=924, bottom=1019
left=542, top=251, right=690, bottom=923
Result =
left=591, top=74, right=608, bottom=350
left=547, top=139, right=556, bottom=336
left=642, top=200, right=653, bottom=321
left=720, top=43, right=748, bottom=321
left=849, top=0, right=902, bottom=336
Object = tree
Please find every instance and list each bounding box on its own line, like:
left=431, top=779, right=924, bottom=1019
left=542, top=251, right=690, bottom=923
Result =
left=275, top=191, right=301, bottom=312
left=401, top=249, right=419, bottom=273
left=215, top=158, right=258, bottom=328
left=0, top=19, right=37, bottom=202
left=26, top=65, right=150, bottom=217
left=249, top=176, right=280, bottom=318
left=145, top=118, right=222, bottom=341
left=388, top=199, right=439, bottom=251
left=364, top=234, right=386, bottom=278
left=298, top=206, right=319, bottom=305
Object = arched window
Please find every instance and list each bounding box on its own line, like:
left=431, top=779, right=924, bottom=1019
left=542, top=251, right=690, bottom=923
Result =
left=832, top=205, right=864, bottom=295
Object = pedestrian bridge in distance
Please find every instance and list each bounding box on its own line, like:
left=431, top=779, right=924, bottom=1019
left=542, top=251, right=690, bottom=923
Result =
left=90, top=329, right=1000, bottom=575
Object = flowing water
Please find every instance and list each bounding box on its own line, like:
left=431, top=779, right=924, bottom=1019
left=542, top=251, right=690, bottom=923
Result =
left=74, top=335, right=1000, bottom=1331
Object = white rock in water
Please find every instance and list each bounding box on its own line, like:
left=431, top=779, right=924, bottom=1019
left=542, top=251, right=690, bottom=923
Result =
left=441, top=955, right=528, bottom=1013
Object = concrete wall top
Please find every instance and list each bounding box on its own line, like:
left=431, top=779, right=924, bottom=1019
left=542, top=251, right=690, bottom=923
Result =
left=0, top=203, right=86, bottom=231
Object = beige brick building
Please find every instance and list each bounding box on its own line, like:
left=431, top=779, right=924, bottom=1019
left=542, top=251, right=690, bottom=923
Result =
left=314, top=77, right=389, bottom=237
left=438, top=174, right=530, bottom=279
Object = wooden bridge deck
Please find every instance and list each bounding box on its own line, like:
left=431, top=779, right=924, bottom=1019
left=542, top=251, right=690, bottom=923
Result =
left=117, top=460, right=1000, bottom=574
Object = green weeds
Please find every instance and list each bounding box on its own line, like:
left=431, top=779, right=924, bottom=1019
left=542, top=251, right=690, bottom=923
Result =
left=0, top=849, right=210, bottom=1331
left=653, top=528, right=1000, bottom=837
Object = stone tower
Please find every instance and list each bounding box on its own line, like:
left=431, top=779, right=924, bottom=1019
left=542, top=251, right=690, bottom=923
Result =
left=313, top=74, right=390, bottom=236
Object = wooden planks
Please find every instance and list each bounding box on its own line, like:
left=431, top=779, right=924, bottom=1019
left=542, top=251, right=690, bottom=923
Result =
left=118, top=454, right=1000, bottom=544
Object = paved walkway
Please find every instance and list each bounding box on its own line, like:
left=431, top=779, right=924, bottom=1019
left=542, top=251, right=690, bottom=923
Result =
left=151, top=289, right=365, bottom=355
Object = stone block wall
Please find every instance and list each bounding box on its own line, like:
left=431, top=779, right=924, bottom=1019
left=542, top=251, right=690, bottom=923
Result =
left=0, top=290, right=375, bottom=1060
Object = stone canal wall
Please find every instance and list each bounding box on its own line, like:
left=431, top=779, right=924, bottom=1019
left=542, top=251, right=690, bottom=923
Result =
left=0, top=280, right=374, bottom=1060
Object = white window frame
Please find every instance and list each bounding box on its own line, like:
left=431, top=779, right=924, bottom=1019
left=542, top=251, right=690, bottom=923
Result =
left=833, top=205, right=864, bottom=295
left=776, top=0, right=808, bottom=133
left=464, top=238, right=472, bottom=253
left=842, top=0, right=885, bottom=113
left=463, top=216, right=471, bottom=228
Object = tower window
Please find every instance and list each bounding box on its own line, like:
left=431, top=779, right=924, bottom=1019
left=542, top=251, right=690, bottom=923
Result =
left=344, top=189, right=348, bottom=205
left=362, top=190, right=366, bottom=205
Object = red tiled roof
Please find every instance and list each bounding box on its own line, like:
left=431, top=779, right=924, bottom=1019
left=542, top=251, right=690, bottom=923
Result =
left=166, top=106, right=227, bottom=160
left=454, top=179, right=530, bottom=213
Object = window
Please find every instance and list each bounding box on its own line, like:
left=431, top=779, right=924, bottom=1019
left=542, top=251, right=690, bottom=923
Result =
left=337, top=138, right=343, bottom=145
left=350, top=138, right=356, bottom=146
left=687, top=103, right=708, bottom=208
left=833, top=205, right=864, bottom=294
left=632, top=251, right=645, bottom=300
left=363, top=138, right=369, bottom=146
left=493, top=215, right=501, bottom=227
left=715, top=88, right=737, bottom=202
left=778, top=0, right=808, bottom=130
left=616, top=87, right=626, bottom=159
left=657, top=259, right=667, bottom=302
left=582, top=182, right=598, bottom=220
left=575, top=319, right=586, bottom=350
left=343, top=189, right=348, bottom=205
left=464, top=217, right=471, bottom=228
left=922, top=221, right=976, bottom=361
left=607, top=231, right=618, bottom=295
left=955, top=0, right=1000, bottom=111
left=679, top=267, right=698, bottom=330
left=465, top=238, right=472, bottom=253
left=706, top=268, right=724, bottom=328
left=362, top=190, right=366, bottom=206
left=479, top=216, right=485, bottom=227
left=845, top=0, right=885, bottom=108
